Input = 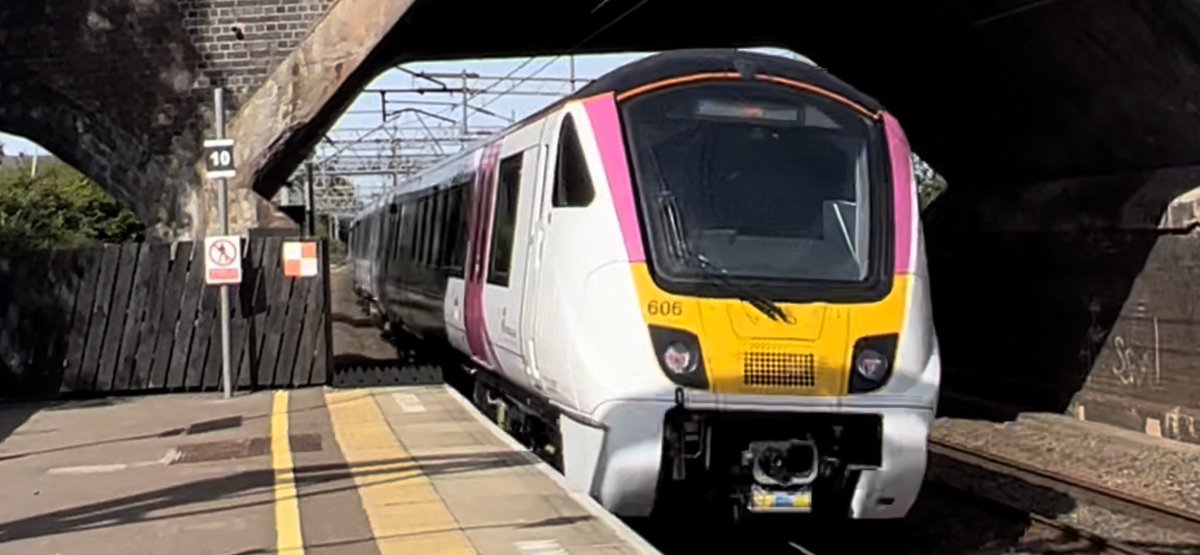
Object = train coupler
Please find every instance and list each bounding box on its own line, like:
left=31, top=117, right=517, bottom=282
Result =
left=737, top=437, right=819, bottom=513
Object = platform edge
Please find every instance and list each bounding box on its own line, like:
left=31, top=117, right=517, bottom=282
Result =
left=441, top=384, right=663, bottom=555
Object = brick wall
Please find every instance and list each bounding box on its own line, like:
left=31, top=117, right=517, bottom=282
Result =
left=178, top=0, right=337, bottom=111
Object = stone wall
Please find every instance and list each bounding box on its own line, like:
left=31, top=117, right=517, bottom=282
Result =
left=0, top=0, right=336, bottom=238
left=925, top=168, right=1200, bottom=446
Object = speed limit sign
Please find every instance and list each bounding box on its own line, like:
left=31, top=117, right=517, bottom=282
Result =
left=203, top=138, right=236, bottom=179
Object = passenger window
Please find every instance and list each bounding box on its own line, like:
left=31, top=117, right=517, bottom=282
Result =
left=553, top=114, right=595, bottom=208
left=402, top=203, right=415, bottom=261
left=443, top=188, right=459, bottom=268
left=488, top=153, right=523, bottom=286
left=421, top=197, right=432, bottom=265
left=450, top=181, right=470, bottom=276
left=391, top=204, right=403, bottom=260
left=420, top=196, right=432, bottom=265
left=429, top=192, right=443, bottom=269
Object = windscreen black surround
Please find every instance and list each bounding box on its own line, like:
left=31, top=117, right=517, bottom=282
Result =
left=618, top=79, right=895, bottom=303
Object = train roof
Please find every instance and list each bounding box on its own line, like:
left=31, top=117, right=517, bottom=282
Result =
left=562, top=48, right=884, bottom=112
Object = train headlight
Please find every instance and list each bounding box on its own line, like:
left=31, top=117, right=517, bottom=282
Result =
left=854, top=349, right=888, bottom=381
left=648, top=325, right=708, bottom=389
left=662, top=342, right=696, bottom=375
left=849, top=334, right=898, bottom=393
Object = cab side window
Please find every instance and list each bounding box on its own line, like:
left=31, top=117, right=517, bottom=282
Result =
left=488, top=153, right=524, bottom=286
left=553, top=114, right=595, bottom=208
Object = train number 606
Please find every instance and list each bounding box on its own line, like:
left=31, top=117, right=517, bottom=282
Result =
left=647, top=300, right=683, bottom=316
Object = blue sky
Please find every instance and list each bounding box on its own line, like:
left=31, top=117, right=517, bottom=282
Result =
left=0, top=132, right=39, bottom=157
left=0, top=47, right=805, bottom=158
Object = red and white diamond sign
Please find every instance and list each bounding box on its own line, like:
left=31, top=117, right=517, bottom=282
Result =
left=283, top=241, right=318, bottom=278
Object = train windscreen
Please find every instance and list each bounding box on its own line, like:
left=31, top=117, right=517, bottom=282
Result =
left=620, top=79, right=887, bottom=292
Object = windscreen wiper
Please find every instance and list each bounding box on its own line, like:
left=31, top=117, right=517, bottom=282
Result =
left=692, top=253, right=793, bottom=324
left=656, top=196, right=792, bottom=324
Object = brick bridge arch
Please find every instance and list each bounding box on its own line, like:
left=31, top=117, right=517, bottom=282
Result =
left=4, top=0, right=1200, bottom=438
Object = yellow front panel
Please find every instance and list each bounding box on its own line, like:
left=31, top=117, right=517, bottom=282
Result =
left=630, top=263, right=910, bottom=396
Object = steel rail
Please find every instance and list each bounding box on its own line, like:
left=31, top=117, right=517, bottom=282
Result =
left=1026, top=512, right=1151, bottom=555
left=927, top=478, right=1154, bottom=555
left=929, top=436, right=1200, bottom=529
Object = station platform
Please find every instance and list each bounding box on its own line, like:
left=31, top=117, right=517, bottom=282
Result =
left=0, top=384, right=659, bottom=555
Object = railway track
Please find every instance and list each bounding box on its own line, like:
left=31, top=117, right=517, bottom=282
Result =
left=929, top=436, right=1200, bottom=555
left=922, top=479, right=1148, bottom=555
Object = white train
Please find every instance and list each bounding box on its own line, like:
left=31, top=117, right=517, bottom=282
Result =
left=347, top=48, right=941, bottom=520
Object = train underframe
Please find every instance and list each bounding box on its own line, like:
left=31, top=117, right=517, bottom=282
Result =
left=463, top=361, right=885, bottom=521
left=657, top=400, right=884, bottom=521
left=468, top=367, right=566, bottom=469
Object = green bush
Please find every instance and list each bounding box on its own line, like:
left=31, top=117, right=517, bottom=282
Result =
left=0, top=160, right=144, bottom=252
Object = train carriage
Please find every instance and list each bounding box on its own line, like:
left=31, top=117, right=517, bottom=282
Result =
left=348, top=48, right=941, bottom=520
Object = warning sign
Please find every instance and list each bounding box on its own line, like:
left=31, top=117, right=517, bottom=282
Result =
left=282, top=241, right=319, bottom=278
left=205, top=235, right=242, bottom=285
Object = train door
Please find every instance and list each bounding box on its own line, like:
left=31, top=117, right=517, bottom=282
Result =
left=372, top=197, right=396, bottom=303
left=463, top=143, right=503, bottom=370
left=381, top=199, right=404, bottom=319
left=521, top=113, right=564, bottom=399
left=518, top=132, right=552, bottom=393
left=520, top=107, right=594, bottom=405
left=486, top=143, right=540, bottom=386
left=461, top=135, right=537, bottom=385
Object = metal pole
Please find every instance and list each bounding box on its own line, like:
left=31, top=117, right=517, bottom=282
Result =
left=215, top=87, right=233, bottom=400
left=460, top=71, right=469, bottom=136
left=306, top=162, right=316, bottom=237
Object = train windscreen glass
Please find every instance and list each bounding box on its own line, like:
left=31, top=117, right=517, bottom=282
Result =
left=621, top=80, right=882, bottom=286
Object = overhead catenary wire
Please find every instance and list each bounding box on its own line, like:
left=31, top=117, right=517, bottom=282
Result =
left=298, top=0, right=657, bottom=217
left=479, top=0, right=655, bottom=110
left=315, top=0, right=652, bottom=164
left=423, top=0, right=654, bottom=115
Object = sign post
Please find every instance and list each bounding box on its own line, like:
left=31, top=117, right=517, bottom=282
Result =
left=204, top=88, right=237, bottom=400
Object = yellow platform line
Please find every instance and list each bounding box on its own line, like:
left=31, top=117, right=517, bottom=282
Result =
left=325, top=389, right=478, bottom=554
left=272, top=390, right=305, bottom=554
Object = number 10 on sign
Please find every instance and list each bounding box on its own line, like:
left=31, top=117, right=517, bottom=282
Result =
left=204, top=138, right=236, bottom=179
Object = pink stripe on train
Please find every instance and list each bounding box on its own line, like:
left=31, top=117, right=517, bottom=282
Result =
left=463, top=141, right=504, bottom=370
left=884, top=112, right=916, bottom=275
left=582, top=94, right=646, bottom=262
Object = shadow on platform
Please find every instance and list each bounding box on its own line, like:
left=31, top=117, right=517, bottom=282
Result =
left=0, top=450, right=530, bottom=544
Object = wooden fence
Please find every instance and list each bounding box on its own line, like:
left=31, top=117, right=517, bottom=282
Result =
left=0, top=234, right=332, bottom=398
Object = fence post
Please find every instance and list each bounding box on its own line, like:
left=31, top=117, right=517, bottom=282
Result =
left=322, top=238, right=334, bottom=384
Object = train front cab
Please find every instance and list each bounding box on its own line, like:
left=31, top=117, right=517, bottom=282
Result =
left=555, top=70, right=941, bottom=521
